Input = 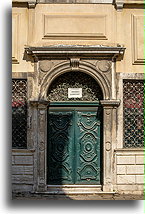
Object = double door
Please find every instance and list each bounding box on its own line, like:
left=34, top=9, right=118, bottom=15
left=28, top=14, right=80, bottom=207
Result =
left=47, top=106, right=101, bottom=185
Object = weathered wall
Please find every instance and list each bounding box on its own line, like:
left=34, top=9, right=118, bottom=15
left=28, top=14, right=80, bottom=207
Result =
left=12, top=1, right=144, bottom=195
left=12, top=3, right=144, bottom=73
left=12, top=150, right=34, bottom=192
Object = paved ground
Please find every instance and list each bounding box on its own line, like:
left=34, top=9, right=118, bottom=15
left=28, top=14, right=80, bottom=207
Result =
left=12, top=193, right=144, bottom=200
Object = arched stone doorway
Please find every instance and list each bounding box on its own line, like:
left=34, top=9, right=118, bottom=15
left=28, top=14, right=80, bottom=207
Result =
left=47, top=71, right=103, bottom=186
left=27, top=45, right=124, bottom=193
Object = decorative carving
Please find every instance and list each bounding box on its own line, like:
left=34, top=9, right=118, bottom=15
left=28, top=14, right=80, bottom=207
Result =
left=47, top=111, right=73, bottom=184
left=47, top=71, right=103, bottom=101
left=77, top=165, right=99, bottom=180
left=28, top=115, right=32, bottom=129
left=40, top=110, right=45, bottom=115
left=28, top=2, right=37, bottom=9
left=39, top=178, right=45, bottom=184
left=39, top=141, right=45, bottom=151
left=96, top=60, right=111, bottom=73
left=39, top=60, right=53, bottom=72
left=115, top=0, right=124, bottom=11
left=106, top=177, right=111, bottom=184
left=105, top=141, right=111, bottom=151
left=39, top=112, right=45, bottom=133
left=70, top=58, right=80, bottom=70
left=47, top=109, right=101, bottom=185
left=106, top=110, right=111, bottom=115
left=76, top=111, right=100, bottom=184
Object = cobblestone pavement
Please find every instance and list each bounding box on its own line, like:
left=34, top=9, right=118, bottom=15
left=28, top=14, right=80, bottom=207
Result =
left=12, top=193, right=144, bottom=200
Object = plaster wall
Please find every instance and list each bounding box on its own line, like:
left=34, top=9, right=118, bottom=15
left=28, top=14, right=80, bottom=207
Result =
left=12, top=4, right=144, bottom=73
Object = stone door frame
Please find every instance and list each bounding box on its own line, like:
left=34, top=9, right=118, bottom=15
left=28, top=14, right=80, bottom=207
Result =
left=26, top=45, right=125, bottom=193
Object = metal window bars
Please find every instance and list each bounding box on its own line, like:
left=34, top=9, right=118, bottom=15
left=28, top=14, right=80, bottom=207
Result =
left=12, top=79, right=27, bottom=148
left=123, top=80, right=144, bottom=148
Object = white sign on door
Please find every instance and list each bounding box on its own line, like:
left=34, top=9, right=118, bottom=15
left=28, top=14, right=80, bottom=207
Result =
left=68, top=88, right=82, bottom=98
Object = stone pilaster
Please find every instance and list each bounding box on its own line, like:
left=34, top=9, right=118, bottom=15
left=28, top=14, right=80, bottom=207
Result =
left=100, top=100, right=120, bottom=192
left=37, top=101, right=48, bottom=192
left=29, top=100, right=49, bottom=192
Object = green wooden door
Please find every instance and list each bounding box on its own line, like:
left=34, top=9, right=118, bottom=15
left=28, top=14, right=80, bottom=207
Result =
left=47, top=106, right=101, bottom=185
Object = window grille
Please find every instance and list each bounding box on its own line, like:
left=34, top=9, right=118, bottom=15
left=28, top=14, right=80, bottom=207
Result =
left=47, top=71, right=103, bottom=101
left=123, top=80, right=144, bottom=148
left=12, top=79, right=27, bottom=148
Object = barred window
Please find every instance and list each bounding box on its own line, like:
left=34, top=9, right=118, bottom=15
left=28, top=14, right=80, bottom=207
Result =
left=123, top=80, right=144, bottom=148
left=12, top=79, right=27, bottom=148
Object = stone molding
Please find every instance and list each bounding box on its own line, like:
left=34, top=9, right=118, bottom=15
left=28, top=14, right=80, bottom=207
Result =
left=28, top=1, right=37, bottom=8
left=115, top=0, right=124, bottom=11
left=100, top=100, right=120, bottom=107
left=12, top=0, right=37, bottom=8
left=38, top=59, right=111, bottom=100
left=29, top=99, right=49, bottom=107
left=13, top=0, right=113, bottom=3
left=12, top=0, right=144, bottom=11
left=25, top=45, right=125, bottom=61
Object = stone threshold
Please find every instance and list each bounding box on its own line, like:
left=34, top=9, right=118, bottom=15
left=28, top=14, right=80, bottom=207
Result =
left=12, top=192, right=144, bottom=200
left=45, top=185, right=104, bottom=195
left=38, top=191, right=116, bottom=195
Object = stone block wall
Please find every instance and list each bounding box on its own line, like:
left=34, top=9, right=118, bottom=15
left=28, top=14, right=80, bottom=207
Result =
left=115, top=150, right=144, bottom=194
left=12, top=150, right=34, bottom=192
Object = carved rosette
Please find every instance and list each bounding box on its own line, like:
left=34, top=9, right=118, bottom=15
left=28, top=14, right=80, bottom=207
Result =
left=96, top=60, right=111, bottom=73
left=39, top=60, right=53, bottom=72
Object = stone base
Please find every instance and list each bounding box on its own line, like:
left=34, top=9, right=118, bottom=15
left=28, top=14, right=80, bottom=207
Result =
left=12, top=192, right=144, bottom=200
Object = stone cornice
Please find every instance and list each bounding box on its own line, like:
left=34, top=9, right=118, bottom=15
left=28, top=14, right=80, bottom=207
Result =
left=25, top=45, right=125, bottom=61
left=37, top=0, right=113, bottom=3
left=12, top=0, right=37, bottom=8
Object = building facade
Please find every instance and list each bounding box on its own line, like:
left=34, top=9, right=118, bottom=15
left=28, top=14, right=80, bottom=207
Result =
left=12, top=0, right=144, bottom=199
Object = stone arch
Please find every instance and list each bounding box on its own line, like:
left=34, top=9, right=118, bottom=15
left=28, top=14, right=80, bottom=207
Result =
left=47, top=71, right=103, bottom=102
left=39, top=60, right=111, bottom=100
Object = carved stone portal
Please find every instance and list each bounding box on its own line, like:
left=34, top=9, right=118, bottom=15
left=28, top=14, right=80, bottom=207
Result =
left=26, top=45, right=124, bottom=193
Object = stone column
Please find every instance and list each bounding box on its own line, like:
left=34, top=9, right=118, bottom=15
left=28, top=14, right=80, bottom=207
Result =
left=100, top=100, right=120, bottom=192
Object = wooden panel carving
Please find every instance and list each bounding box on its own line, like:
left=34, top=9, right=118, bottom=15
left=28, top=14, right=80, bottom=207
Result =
left=12, top=14, right=20, bottom=64
left=76, top=111, right=101, bottom=184
left=47, top=111, right=74, bottom=184
left=43, top=13, right=108, bottom=40
left=132, top=15, right=144, bottom=65
left=47, top=108, right=101, bottom=185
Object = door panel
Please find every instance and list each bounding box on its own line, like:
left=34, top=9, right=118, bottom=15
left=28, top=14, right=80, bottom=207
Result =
left=47, top=107, right=101, bottom=185
left=47, top=111, right=74, bottom=184
left=75, top=111, right=100, bottom=184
